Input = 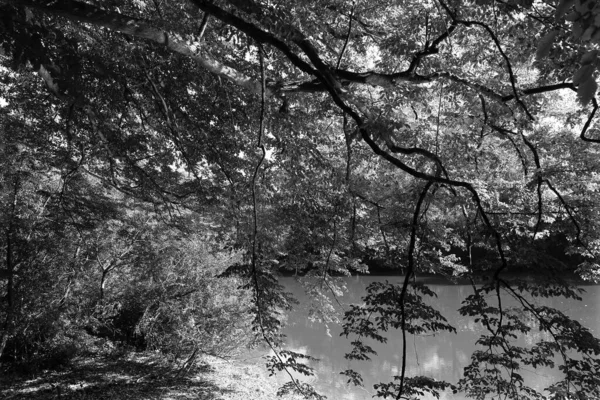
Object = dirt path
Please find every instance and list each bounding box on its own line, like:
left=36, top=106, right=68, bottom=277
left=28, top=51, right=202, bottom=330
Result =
left=0, top=352, right=301, bottom=400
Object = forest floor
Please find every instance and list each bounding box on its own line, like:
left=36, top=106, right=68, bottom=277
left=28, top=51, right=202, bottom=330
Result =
left=0, top=349, right=301, bottom=400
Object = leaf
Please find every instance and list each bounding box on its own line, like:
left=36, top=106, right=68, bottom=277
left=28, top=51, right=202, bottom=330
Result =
left=564, top=11, right=580, bottom=22
left=536, top=31, right=558, bottom=60
left=577, top=76, right=598, bottom=105
left=555, top=0, right=575, bottom=20
left=38, top=64, right=60, bottom=96
left=580, top=49, right=599, bottom=64
left=340, top=369, right=364, bottom=386
left=573, top=64, right=594, bottom=85
left=572, top=21, right=584, bottom=39
left=582, top=26, right=596, bottom=41
left=574, top=0, right=593, bottom=14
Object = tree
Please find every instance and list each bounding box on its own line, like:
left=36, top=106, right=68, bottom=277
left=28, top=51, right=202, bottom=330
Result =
left=1, top=0, right=600, bottom=399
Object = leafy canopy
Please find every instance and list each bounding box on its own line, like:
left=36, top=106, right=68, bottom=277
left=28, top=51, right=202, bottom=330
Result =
left=2, top=0, right=600, bottom=399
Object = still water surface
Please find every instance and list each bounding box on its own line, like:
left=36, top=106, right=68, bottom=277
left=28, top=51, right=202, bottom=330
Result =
left=274, top=275, right=599, bottom=400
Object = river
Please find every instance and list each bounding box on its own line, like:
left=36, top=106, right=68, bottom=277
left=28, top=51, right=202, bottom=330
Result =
left=271, top=275, right=600, bottom=400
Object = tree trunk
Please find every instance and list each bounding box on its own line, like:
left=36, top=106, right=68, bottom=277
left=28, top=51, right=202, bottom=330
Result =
left=0, top=180, right=18, bottom=360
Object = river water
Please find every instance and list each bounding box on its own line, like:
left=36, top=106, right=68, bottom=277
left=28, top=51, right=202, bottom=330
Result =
left=273, top=275, right=600, bottom=400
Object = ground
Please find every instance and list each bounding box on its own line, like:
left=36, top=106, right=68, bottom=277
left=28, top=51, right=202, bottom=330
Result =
left=0, top=350, right=301, bottom=400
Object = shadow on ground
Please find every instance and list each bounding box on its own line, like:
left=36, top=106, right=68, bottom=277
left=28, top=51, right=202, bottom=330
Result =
left=0, top=352, right=234, bottom=399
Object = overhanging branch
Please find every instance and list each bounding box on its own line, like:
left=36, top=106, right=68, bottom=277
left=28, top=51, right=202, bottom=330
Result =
left=10, top=0, right=583, bottom=105
left=9, top=0, right=268, bottom=95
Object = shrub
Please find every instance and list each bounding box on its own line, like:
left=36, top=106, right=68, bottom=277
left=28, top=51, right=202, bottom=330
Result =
left=136, top=274, right=252, bottom=357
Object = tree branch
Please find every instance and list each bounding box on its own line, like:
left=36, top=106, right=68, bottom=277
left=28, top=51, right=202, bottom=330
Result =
left=580, top=98, right=600, bottom=143
left=336, top=3, right=355, bottom=70
left=437, top=0, right=533, bottom=120
left=396, top=180, right=433, bottom=400
left=13, top=0, right=583, bottom=107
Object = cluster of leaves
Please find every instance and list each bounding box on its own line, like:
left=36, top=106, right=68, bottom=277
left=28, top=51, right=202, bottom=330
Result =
left=537, top=0, right=600, bottom=104
left=457, top=280, right=600, bottom=399
left=266, top=349, right=319, bottom=377
left=374, top=376, right=454, bottom=400
left=341, top=281, right=456, bottom=398
left=222, top=263, right=298, bottom=346
left=342, top=281, right=456, bottom=340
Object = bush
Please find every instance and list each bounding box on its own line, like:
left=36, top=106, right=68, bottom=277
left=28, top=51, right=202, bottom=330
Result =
left=136, top=274, right=252, bottom=357
left=82, top=239, right=252, bottom=358
left=2, top=320, right=83, bottom=373
left=88, top=289, right=149, bottom=349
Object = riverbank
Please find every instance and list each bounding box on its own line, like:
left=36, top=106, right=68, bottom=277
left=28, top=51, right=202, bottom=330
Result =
left=0, top=350, right=302, bottom=400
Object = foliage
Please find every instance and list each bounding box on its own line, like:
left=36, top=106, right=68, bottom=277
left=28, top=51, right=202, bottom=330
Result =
left=1, top=0, right=600, bottom=399
left=134, top=239, right=252, bottom=357
left=341, top=280, right=457, bottom=398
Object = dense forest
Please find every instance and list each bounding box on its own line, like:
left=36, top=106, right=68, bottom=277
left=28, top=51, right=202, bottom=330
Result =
left=1, top=0, right=600, bottom=399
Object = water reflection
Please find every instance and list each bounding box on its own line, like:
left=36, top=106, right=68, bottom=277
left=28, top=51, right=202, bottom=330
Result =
left=278, top=276, right=600, bottom=400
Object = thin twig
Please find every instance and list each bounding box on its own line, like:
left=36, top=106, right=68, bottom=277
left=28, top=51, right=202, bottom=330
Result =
left=336, top=3, right=355, bottom=70
left=198, top=12, right=210, bottom=41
